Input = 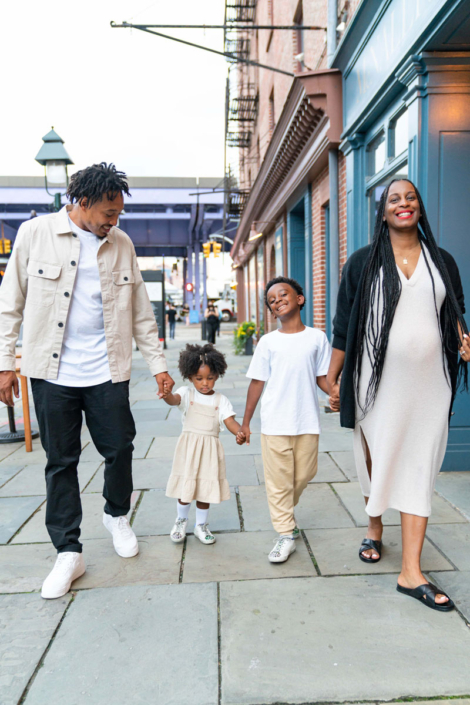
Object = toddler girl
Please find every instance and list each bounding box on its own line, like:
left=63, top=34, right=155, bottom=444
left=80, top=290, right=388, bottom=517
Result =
left=162, top=343, right=244, bottom=544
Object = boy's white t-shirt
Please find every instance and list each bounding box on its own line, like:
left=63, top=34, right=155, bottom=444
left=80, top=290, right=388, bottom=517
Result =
left=246, top=327, right=331, bottom=435
left=176, top=386, right=236, bottom=431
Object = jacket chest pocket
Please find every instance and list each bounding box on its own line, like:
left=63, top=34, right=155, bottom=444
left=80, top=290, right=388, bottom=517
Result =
left=27, top=260, right=62, bottom=307
left=112, top=269, right=134, bottom=310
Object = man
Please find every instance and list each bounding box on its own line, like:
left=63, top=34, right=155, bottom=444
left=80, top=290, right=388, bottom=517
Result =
left=0, top=162, right=174, bottom=599
left=166, top=303, right=177, bottom=339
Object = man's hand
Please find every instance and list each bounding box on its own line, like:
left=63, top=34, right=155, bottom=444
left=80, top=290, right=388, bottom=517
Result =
left=0, top=371, right=19, bottom=407
left=239, top=423, right=251, bottom=446
left=155, top=371, right=175, bottom=399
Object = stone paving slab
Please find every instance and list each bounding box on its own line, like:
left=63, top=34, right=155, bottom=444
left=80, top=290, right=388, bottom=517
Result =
left=11, top=491, right=140, bottom=544
left=85, top=457, right=171, bottom=492
left=239, top=484, right=355, bottom=532
left=220, top=574, right=470, bottom=704
left=0, top=461, right=100, bottom=498
left=329, top=450, right=358, bottom=480
left=72, top=536, right=183, bottom=590
left=0, top=442, right=47, bottom=466
left=0, top=441, right=24, bottom=462
left=132, top=489, right=240, bottom=536
left=333, top=482, right=467, bottom=527
left=24, top=583, right=218, bottom=705
left=0, top=543, right=57, bottom=593
left=426, top=523, right=470, bottom=570
left=304, top=526, right=454, bottom=575
left=221, top=432, right=262, bottom=455
left=436, top=471, right=470, bottom=520
left=183, top=531, right=316, bottom=583
left=146, top=436, right=178, bottom=459
left=138, top=420, right=182, bottom=436
left=0, top=496, right=45, bottom=544
left=0, top=464, right=25, bottom=489
left=319, top=430, right=354, bottom=453
left=225, top=454, right=259, bottom=485
left=131, top=407, right=170, bottom=422
left=0, top=593, right=71, bottom=705
left=430, top=571, right=470, bottom=622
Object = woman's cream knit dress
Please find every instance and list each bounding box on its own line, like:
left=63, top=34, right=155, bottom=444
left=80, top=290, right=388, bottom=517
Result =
left=353, top=246, right=451, bottom=518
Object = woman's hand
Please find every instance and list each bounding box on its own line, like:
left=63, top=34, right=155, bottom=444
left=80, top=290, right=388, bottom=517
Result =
left=328, top=382, right=340, bottom=412
left=459, top=333, right=470, bottom=362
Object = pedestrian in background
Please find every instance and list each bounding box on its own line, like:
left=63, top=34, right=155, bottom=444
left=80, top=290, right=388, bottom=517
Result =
left=239, top=277, right=332, bottom=563
left=204, top=303, right=219, bottom=344
left=327, top=178, right=470, bottom=612
left=162, top=343, right=245, bottom=544
left=166, top=302, right=177, bottom=339
left=0, top=163, right=174, bottom=599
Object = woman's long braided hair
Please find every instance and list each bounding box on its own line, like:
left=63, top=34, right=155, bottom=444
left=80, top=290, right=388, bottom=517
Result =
left=354, top=178, right=468, bottom=418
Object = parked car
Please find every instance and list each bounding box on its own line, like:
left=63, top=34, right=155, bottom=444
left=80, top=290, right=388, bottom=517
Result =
left=213, top=297, right=237, bottom=322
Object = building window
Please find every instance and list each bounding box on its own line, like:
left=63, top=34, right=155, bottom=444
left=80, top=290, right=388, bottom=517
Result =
left=269, top=89, right=275, bottom=137
left=367, top=132, right=386, bottom=177
left=293, top=1, right=304, bottom=72
left=391, top=109, right=409, bottom=158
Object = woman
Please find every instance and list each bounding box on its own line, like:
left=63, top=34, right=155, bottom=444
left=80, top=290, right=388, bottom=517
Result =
left=205, top=304, right=219, bottom=344
left=327, top=178, right=469, bottom=612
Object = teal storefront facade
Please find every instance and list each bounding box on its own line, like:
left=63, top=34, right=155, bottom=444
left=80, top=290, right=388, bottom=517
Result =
left=333, top=0, right=470, bottom=470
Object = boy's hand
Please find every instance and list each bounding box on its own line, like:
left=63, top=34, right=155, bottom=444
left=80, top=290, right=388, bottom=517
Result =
left=236, top=430, right=246, bottom=445
left=239, top=424, right=251, bottom=446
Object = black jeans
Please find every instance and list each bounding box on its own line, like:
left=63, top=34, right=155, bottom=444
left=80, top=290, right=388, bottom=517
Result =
left=206, top=323, right=217, bottom=344
left=31, top=379, right=136, bottom=554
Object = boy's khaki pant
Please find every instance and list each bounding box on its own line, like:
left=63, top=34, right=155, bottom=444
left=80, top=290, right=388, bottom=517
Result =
left=261, top=433, right=319, bottom=535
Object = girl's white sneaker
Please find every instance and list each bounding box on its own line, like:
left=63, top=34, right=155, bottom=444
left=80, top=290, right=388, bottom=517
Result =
left=268, top=536, right=296, bottom=563
left=170, top=517, right=188, bottom=543
left=194, top=523, right=216, bottom=545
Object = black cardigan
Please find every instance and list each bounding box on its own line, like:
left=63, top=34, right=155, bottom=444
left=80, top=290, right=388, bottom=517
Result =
left=332, top=245, right=466, bottom=429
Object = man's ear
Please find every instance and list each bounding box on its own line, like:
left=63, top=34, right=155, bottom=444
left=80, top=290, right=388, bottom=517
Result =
left=79, top=197, right=88, bottom=211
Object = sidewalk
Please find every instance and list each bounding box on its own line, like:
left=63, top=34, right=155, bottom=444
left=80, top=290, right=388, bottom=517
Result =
left=1, top=323, right=470, bottom=705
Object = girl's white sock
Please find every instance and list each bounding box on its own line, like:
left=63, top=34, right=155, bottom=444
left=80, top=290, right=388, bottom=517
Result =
left=195, top=507, right=209, bottom=526
left=177, top=500, right=191, bottom=520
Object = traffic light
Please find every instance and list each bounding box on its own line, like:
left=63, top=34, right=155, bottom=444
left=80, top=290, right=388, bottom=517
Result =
left=0, top=240, right=11, bottom=255
left=213, top=242, right=222, bottom=257
left=202, top=242, right=211, bottom=258
left=185, top=282, right=194, bottom=293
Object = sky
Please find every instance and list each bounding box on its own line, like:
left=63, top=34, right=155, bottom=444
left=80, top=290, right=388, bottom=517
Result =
left=0, top=1, right=228, bottom=178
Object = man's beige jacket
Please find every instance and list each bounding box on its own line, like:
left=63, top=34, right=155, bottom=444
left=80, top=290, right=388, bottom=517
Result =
left=0, top=206, right=168, bottom=382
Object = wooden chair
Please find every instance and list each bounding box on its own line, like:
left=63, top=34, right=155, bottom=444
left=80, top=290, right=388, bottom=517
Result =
left=15, top=352, right=33, bottom=452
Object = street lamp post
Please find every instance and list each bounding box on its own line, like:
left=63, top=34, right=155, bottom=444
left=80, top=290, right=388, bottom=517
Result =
left=35, top=128, right=73, bottom=211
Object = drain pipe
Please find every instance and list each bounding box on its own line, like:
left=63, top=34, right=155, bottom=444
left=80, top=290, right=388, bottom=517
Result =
left=327, top=0, right=338, bottom=67
left=328, top=149, right=340, bottom=336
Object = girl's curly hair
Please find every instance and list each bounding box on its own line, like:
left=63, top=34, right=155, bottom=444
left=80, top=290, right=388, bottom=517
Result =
left=178, top=343, right=228, bottom=379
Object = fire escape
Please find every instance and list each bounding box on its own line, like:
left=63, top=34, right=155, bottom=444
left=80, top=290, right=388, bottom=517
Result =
left=224, top=0, right=258, bottom=217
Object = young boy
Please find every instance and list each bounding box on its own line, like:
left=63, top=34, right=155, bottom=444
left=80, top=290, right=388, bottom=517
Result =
left=238, top=277, right=332, bottom=563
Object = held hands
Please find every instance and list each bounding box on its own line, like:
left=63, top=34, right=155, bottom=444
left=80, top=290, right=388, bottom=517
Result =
left=459, top=334, right=470, bottom=363
left=155, top=372, right=175, bottom=399
left=237, top=424, right=251, bottom=446
left=328, top=382, right=340, bottom=413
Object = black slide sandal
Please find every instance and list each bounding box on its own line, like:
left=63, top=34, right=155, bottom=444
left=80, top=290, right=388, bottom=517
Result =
left=359, top=538, right=382, bottom=563
left=396, top=582, right=455, bottom=612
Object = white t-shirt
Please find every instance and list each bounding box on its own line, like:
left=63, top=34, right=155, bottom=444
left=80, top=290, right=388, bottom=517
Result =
left=246, top=327, right=331, bottom=435
left=48, top=218, right=111, bottom=387
left=176, top=386, right=235, bottom=431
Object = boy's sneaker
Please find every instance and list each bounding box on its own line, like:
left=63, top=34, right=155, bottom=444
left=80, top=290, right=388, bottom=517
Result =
left=268, top=536, right=296, bottom=563
left=194, top=523, right=216, bottom=545
left=292, top=526, right=301, bottom=539
left=41, top=552, right=86, bottom=599
left=103, top=513, right=139, bottom=558
left=170, top=517, right=188, bottom=543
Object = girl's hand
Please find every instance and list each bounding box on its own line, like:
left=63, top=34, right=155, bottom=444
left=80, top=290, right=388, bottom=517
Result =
left=460, top=333, right=470, bottom=362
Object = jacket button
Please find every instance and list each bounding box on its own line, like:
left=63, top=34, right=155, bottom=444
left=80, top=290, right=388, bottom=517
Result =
left=52, top=353, right=58, bottom=359
left=124, top=277, right=128, bottom=281
left=58, top=322, right=64, bottom=328
left=64, top=292, right=70, bottom=297
left=38, top=269, right=43, bottom=274
left=71, top=261, right=76, bottom=266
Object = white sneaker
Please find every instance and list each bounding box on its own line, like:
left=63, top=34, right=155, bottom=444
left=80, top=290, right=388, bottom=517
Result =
left=41, top=552, right=86, bottom=599
left=194, top=523, right=216, bottom=545
left=268, top=536, right=296, bottom=563
left=170, top=517, right=188, bottom=543
left=102, top=513, right=139, bottom=558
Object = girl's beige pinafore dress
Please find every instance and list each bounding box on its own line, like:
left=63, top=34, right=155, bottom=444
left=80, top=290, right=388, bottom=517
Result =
left=166, top=389, right=231, bottom=504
